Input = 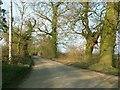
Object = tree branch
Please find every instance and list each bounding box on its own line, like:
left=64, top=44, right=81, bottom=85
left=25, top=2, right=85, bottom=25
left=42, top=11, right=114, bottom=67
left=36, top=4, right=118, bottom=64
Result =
left=38, top=28, right=52, bottom=36
left=32, top=19, right=36, bottom=28
left=36, top=13, right=52, bottom=23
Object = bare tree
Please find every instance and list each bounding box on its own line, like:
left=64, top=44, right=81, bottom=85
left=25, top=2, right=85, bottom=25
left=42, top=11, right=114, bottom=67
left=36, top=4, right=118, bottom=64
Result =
left=14, top=0, right=29, bottom=55
left=67, top=2, right=105, bottom=61
left=32, top=2, right=68, bottom=58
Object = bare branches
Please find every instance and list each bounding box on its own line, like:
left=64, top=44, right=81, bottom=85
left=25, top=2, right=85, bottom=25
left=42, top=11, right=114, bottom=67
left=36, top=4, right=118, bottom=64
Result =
left=41, top=22, right=49, bottom=33
left=14, top=0, right=28, bottom=17
left=58, top=8, right=69, bottom=16
left=72, top=30, right=83, bottom=35
left=93, top=22, right=103, bottom=31
left=50, top=2, right=63, bottom=8
left=38, top=28, right=52, bottom=36
left=56, top=2, right=63, bottom=8
left=32, top=19, right=36, bottom=28
left=36, top=13, right=52, bottom=23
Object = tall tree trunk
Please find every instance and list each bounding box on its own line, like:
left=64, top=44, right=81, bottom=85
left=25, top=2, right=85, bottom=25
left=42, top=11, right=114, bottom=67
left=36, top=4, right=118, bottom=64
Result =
left=51, top=4, right=58, bottom=58
left=99, top=2, right=119, bottom=67
left=51, top=31, right=58, bottom=58
left=23, top=41, right=29, bottom=57
left=83, top=2, right=93, bottom=61
left=84, top=34, right=99, bottom=61
left=85, top=40, right=94, bottom=61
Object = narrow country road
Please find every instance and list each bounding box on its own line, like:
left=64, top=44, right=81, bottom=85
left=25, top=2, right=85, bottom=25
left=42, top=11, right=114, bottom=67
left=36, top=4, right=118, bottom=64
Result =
left=18, top=56, right=118, bottom=88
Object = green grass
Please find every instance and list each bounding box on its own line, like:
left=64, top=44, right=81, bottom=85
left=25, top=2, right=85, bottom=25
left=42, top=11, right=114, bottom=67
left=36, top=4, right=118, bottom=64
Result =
left=68, top=61, right=93, bottom=69
left=2, top=57, right=34, bottom=88
left=89, top=64, right=119, bottom=76
left=64, top=54, right=119, bottom=76
left=2, top=64, right=31, bottom=88
left=66, top=61, right=119, bottom=76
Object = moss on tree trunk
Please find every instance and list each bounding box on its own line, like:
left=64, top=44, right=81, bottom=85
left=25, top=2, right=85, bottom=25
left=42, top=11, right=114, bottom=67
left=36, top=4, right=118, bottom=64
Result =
left=51, top=4, right=58, bottom=58
left=99, top=2, right=119, bottom=67
left=100, top=31, right=116, bottom=66
left=84, top=39, right=94, bottom=61
left=51, top=32, right=58, bottom=58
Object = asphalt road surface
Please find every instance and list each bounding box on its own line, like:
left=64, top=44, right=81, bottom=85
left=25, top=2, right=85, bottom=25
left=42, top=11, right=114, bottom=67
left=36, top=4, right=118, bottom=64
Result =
left=18, top=56, right=118, bottom=88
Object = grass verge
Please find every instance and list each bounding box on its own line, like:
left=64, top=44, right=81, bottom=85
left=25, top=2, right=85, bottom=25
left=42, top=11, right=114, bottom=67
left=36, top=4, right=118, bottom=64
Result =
left=52, top=58, right=119, bottom=76
left=2, top=64, right=31, bottom=88
left=2, top=57, right=34, bottom=88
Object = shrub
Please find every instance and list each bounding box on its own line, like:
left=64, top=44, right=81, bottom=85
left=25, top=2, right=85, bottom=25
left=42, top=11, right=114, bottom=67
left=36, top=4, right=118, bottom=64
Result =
left=38, top=36, right=55, bottom=58
left=66, top=47, right=85, bottom=62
